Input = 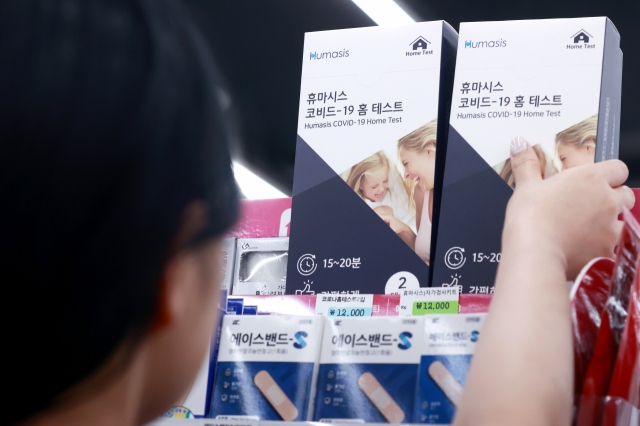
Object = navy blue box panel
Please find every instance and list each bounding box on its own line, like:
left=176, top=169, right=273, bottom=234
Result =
left=431, top=126, right=512, bottom=293
left=286, top=136, right=430, bottom=294
left=596, top=19, right=622, bottom=161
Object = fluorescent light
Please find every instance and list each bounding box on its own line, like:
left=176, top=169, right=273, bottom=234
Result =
left=233, top=161, right=288, bottom=200
left=351, top=0, right=415, bottom=26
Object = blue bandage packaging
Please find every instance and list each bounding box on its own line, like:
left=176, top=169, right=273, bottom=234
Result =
left=286, top=21, right=458, bottom=295
left=210, top=315, right=323, bottom=421
left=432, top=17, right=622, bottom=293
left=314, top=317, right=424, bottom=423
left=414, top=314, right=486, bottom=424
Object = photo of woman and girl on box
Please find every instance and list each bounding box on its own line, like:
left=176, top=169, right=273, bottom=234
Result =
left=494, top=114, right=598, bottom=188
left=341, top=114, right=598, bottom=266
left=340, top=118, right=438, bottom=266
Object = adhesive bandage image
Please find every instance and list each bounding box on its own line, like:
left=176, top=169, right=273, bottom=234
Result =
left=427, top=361, right=464, bottom=407
left=358, top=372, right=405, bottom=423
left=254, top=370, right=299, bottom=421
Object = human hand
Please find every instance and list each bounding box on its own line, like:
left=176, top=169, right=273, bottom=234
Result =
left=504, top=139, right=634, bottom=280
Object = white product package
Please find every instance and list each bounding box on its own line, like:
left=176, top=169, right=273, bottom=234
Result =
left=210, top=315, right=323, bottom=421
left=414, top=313, right=486, bottom=424
left=286, top=21, right=458, bottom=294
left=232, top=237, right=289, bottom=295
left=432, top=17, right=622, bottom=293
left=314, top=317, right=424, bottom=423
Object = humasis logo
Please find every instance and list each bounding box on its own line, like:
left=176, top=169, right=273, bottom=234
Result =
left=464, top=39, right=507, bottom=49
left=310, top=49, right=349, bottom=60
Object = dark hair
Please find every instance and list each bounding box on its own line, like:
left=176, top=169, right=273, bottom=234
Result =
left=0, top=1, right=238, bottom=423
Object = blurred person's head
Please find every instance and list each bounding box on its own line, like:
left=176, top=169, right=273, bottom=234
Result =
left=0, top=0, right=238, bottom=424
left=555, top=114, right=598, bottom=170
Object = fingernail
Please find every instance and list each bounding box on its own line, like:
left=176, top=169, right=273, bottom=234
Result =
left=510, top=136, right=528, bottom=156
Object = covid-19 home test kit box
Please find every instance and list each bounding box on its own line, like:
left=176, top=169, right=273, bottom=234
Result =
left=287, top=22, right=458, bottom=295
left=432, top=17, right=622, bottom=293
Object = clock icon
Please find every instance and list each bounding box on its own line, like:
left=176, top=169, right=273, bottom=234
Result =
left=297, top=254, right=317, bottom=276
left=444, top=247, right=466, bottom=270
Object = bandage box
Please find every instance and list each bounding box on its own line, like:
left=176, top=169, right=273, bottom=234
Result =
left=314, top=317, right=424, bottom=423
left=286, top=21, right=458, bottom=295
left=414, top=314, right=486, bottom=424
left=432, top=17, right=622, bottom=293
left=231, top=238, right=289, bottom=295
left=221, top=238, right=237, bottom=293
left=210, top=315, right=324, bottom=421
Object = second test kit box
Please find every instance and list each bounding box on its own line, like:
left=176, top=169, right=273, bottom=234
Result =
left=432, top=17, right=622, bottom=293
left=210, top=315, right=323, bottom=421
left=314, top=317, right=424, bottom=423
left=286, top=22, right=458, bottom=295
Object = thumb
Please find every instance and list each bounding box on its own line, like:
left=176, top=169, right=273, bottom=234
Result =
left=510, top=137, right=542, bottom=188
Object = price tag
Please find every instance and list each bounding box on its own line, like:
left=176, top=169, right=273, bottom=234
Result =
left=327, top=307, right=372, bottom=317
left=315, top=294, right=374, bottom=316
left=412, top=300, right=458, bottom=315
left=399, top=288, right=459, bottom=316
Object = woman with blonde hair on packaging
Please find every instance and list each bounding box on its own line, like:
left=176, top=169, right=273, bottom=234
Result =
left=556, top=114, right=598, bottom=170
left=377, top=119, right=438, bottom=265
left=345, top=151, right=416, bottom=244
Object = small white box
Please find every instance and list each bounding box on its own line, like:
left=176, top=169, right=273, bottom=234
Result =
left=232, top=237, right=289, bottom=295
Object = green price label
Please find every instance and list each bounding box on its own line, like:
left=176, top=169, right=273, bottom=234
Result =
left=412, top=300, right=458, bottom=315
